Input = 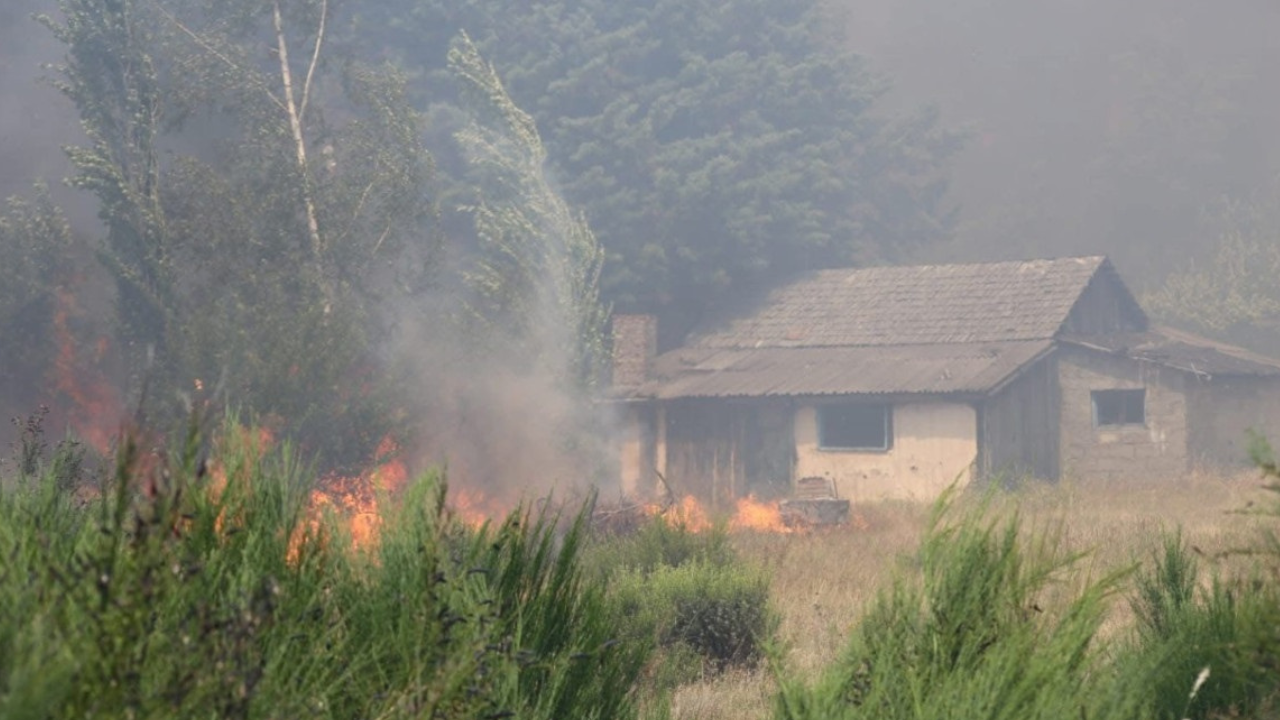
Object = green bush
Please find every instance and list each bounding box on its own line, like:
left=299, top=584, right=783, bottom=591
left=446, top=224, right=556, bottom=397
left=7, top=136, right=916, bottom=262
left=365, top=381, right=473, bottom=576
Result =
left=0, top=419, right=648, bottom=719
left=612, top=561, right=775, bottom=674
left=586, top=513, right=734, bottom=577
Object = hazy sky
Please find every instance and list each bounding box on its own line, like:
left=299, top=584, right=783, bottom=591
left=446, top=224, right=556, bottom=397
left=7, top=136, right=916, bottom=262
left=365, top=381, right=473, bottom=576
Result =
left=840, top=0, right=1280, bottom=287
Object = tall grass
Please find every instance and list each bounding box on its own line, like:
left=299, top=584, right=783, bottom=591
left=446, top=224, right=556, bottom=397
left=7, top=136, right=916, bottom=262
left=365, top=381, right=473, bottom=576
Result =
left=585, top=515, right=777, bottom=704
left=772, top=485, right=1280, bottom=720
left=774, top=488, right=1138, bottom=720
left=1116, top=533, right=1280, bottom=720
left=0, top=418, right=648, bottom=719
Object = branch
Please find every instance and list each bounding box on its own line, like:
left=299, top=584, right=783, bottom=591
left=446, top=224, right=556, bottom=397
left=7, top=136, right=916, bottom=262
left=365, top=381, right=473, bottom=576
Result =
left=273, top=0, right=326, bottom=277
left=148, top=0, right=285, bottom=112
left=297, top=0, right=327, bottom=124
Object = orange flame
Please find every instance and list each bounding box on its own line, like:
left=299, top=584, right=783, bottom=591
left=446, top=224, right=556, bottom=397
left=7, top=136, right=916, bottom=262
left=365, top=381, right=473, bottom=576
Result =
left=729, top=495, right=794, bottom=534
left=642, top=494, right=798, bottom=534
left=51, top=287, right=122, bottom=454
left=450, top=489, right=496, bottom=529
left=644, top=494, right=712, bottom=532
left=304, top=436, right=410, bottom=552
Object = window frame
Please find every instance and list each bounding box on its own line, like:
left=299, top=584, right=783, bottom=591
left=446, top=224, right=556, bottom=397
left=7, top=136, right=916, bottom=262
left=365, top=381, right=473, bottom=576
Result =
left=816, top=402, right=893, bottom=452
left=1091, top=388, right=1146, bottom=428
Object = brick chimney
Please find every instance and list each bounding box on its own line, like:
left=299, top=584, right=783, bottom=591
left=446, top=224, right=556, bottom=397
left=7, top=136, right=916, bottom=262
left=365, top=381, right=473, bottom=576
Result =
left=611, top=314, right=657, bottom=388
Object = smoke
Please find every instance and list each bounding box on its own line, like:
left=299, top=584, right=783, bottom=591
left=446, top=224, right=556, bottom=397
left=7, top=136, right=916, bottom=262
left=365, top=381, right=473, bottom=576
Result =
left=384, top=33, right=619, bottom=510
left=394, top=315, right=618, bottom=509
left=838, top=0, right=1280, bottom=289
left=0, top=0, right=96, bottom=228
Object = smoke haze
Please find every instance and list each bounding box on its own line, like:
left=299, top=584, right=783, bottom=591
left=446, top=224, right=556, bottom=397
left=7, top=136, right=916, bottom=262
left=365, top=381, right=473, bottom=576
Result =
left=839, top=0, right=1280, bottom=287
left=4, top=0, right=1280, bottom=476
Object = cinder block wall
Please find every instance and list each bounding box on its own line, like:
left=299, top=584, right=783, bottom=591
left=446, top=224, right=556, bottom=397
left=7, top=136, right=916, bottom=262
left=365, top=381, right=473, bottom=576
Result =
left=1058, top=347, right=1188, bottom=480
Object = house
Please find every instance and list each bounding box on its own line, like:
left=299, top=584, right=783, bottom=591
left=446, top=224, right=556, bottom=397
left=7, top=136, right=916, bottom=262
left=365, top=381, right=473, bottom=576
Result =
left=610, top=256, right=1280, bottom=506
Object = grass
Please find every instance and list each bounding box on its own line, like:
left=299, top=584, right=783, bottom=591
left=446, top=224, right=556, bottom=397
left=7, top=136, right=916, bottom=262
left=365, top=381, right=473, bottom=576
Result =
left=0, top=418, right=650, bottom=719
left=3, top=413, right=1280, bottom=719
left=670, top=471, right=1280, bottom=720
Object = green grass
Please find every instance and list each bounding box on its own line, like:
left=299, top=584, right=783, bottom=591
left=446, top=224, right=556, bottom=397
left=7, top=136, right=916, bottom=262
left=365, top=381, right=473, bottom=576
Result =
left=771, top=487, right=1280, bottom=720
left=0, top=418, right=648, bottom=719
left=7, top=417, right=1280, bottom=720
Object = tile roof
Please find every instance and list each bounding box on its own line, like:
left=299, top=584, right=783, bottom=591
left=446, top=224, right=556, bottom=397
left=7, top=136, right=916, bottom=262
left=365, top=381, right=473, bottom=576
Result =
left=691, top=256, right=1111, bottom=348
left=639, top=341, right=1054, bottom=399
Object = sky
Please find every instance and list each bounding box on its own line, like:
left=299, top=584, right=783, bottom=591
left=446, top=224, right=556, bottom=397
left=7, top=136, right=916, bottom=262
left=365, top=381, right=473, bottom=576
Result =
left=840, top=0, right=1280, bottom=288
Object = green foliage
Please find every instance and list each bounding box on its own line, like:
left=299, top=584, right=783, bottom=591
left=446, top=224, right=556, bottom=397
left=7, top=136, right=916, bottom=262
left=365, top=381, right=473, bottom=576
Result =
left=586, top=516, right=773, bottom=690
left=0, top=187, right=76, bottom=403
left=770, top=485, right=1280, bottom=720
left=1145, top=190, right=1280, bottom=350
left=0, top=421, right=647, bottom=719
left=586, top=514, right=734, bottom=577
left=40, top=0, right=439, bottom=468
left=775, top=490, right=1134, bottom=720
left=448, top=31, right=609, bottom=391
left=366, top=0, right=959, bottom=331
left=39, top=0, right=172, bottom=362
left=1117, top=535, right=1280, bottom=720
left=612, top=561, right=775, bottom=674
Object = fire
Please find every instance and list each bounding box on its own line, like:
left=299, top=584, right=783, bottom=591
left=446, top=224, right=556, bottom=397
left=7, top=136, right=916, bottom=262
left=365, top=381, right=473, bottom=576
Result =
left=665, top=494, right=712, bottom=532
left=305, top=435, right=410, bottom=551
left=729, top=494, right=794, bottom=534
left=51, top=287, right=122, bottom=454
left=642, top=493, right=798, bottom=534
left=450, top=489, right=496, bottom=529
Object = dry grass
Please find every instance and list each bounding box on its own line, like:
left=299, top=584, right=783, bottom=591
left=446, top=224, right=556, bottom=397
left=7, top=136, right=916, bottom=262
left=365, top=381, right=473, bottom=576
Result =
left=668, top=470, right=1279, bottom=720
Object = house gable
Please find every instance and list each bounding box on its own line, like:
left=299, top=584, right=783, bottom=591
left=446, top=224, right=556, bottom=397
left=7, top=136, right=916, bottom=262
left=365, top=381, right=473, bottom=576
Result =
left=1060, top=258, right=1148, bottom=336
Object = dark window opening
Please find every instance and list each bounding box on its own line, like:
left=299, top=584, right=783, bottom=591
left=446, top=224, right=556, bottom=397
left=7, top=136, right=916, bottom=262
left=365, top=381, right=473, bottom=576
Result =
left=818, top=404, right=892, bottom=451
left=1092, top=389, right=1145, bottom=427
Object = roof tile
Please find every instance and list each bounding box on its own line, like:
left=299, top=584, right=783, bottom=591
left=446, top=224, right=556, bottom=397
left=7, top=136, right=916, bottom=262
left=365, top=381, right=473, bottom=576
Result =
left=693, top=256, right=1108, bottom=348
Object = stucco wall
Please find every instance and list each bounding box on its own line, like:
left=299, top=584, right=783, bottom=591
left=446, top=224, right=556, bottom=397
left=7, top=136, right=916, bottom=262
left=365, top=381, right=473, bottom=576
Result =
left=793, top=401, right=977, bottom=501
left=1188, top=377, right=1280, bottom=467
left=1058, top=348, right=1188, bottom=479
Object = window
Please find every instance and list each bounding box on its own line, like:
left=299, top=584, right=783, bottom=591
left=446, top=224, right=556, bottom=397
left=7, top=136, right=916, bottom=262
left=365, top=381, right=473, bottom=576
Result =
left=1092, top=389, right=1145, bottom=427
left=818, top=404, right=892, bottom=451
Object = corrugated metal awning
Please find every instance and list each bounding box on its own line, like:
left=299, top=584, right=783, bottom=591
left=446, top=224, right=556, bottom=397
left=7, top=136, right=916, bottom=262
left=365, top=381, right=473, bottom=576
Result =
left=1062, top=329, right=1280, bottom=378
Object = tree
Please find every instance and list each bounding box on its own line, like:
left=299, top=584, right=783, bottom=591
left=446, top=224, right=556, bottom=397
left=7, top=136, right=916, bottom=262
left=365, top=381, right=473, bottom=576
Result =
left=0, top=186, right=77, bottom=408
left=1145, top=188, right=1280, bottom=354
left=362, top=0, right=959, bottom=337
left=40, top=0, right=172, bottom=380
left=449, top=32, right=608, bottom=392
left=42, top=0, right=438, bottom=467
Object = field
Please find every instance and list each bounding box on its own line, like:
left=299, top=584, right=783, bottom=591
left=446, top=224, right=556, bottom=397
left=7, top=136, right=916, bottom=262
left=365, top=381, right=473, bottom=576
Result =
left=2, top=421, right=1278, bottom=719
left=671, top=472, right=1276, bottom=719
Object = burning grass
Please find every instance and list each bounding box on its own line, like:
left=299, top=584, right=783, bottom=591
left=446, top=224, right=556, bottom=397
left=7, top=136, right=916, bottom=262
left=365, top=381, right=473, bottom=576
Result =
left=5, top=416, right=1280, bottom=719
left=0, top=420, right=648, bottom=719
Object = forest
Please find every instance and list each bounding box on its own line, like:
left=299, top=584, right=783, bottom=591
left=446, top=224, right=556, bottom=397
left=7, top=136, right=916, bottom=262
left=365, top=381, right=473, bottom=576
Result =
left=3, top=0, right=1280, bottom=465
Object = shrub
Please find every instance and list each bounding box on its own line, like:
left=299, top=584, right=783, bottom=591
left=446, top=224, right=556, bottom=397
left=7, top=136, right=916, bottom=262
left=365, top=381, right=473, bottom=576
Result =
left=586, top=513, right=734, bottom=577
left=612, top=561, right=775, bottom=675
left=0, top=419, right=649, bottom=719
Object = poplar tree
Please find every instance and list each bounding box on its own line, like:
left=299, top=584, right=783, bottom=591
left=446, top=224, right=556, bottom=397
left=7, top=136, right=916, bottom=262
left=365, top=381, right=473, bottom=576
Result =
left=42, top=0, right=437, bottom=466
